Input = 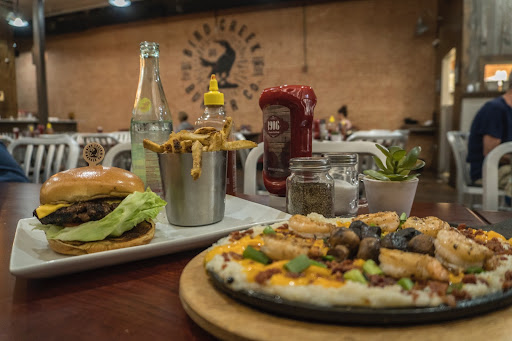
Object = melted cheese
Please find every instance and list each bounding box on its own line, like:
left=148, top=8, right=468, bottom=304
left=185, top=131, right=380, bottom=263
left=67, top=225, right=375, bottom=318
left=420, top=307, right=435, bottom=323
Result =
left=35, top=203, right=72, bottom=219
left=204, top=235, right=263, bottom=263
left=207, top=232, right=346, bottom=288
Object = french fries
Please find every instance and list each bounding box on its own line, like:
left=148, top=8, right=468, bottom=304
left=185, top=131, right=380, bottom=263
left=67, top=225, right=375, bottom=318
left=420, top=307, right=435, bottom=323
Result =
left=143, top=116, right=257, bottom=180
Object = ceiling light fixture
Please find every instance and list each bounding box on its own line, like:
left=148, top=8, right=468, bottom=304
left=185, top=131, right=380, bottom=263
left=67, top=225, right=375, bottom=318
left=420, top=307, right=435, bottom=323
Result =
left=109, top=0, right=131, bottom=8
left=6, top=0, right=29, bottom=28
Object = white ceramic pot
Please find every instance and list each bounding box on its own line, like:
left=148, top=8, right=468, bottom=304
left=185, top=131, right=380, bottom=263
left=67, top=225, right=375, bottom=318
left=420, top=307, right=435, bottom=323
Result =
left=362, top=177, right=419, bottom=216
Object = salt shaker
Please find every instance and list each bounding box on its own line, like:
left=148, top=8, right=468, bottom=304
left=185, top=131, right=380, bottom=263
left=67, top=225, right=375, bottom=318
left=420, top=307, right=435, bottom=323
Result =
left=325, top=153, right=359, bottom=217
left=286, top=157, right=334, bottom=217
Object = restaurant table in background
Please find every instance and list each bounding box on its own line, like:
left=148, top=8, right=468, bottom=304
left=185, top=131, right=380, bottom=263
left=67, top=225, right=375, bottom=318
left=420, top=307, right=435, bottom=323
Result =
left=2, top=182, right=512, bottom=340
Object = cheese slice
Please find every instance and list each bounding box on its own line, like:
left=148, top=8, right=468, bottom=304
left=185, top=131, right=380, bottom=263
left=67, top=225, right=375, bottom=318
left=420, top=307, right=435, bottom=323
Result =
left=35, top=199, right=123, bottom=219
left=36, top=203, right=72, bottom=219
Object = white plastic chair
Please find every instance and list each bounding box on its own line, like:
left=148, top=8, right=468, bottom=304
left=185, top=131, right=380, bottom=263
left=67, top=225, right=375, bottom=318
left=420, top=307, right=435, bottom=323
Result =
left=234, top=132, right=251, bottom=169
left=111, top=131, right=131, bottom=143
left=347, top=129, right=409, bottom=148
left=102, top=143, right=132, bottom=171
left=0, top=135, right=13, bottom=146
left=243, top=140, right=387, bottom=195
left=482, top=141, right=512, bottom=211
left=72, top=133, right=120, bottom=147
left=446, top=131, right=505, bottom=208
left=7, top=135, right=80, bottom=183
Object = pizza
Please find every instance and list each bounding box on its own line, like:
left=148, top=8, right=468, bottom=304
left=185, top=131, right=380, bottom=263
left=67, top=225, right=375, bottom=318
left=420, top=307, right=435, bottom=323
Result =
left=204, top=212, right=512, bottom=308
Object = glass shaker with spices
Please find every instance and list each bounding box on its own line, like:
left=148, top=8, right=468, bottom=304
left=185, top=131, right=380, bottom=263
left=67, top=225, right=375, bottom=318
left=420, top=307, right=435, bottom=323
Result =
left=286, top=157, right=334, bottom=217
left=325, top=153, right=359, bottom=217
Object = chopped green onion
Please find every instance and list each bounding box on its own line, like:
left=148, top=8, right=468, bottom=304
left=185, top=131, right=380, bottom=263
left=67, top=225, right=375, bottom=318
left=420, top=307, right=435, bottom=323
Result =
left=362, top=259, right=383, bottom=275
left=263, top=226, right=276, bottom=235
left=397, top=277, right=414, bottom=290
left=343, top=269, right=368, bottom=284
left=400, top=212, right=407, bottom=221
left=309, top=260, right=327, bottom=268
left=322, top=255, right=335, bottom=261
left=447, top=282, right=463, bottom=294
left=284, top=254, right=311, bottom=273
left=243, top=245, right=270, bottom=265
left=465, top=266, right=484, bottom=274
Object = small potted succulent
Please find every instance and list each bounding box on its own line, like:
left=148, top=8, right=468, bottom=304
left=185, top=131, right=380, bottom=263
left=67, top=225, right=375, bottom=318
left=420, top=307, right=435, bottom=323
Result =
left=362, top=144, right=425, bottom=215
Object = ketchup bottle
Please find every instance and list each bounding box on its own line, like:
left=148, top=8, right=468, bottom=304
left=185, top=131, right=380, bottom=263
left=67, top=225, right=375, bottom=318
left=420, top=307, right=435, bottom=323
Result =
left=259, top=85, right=317, bottom=196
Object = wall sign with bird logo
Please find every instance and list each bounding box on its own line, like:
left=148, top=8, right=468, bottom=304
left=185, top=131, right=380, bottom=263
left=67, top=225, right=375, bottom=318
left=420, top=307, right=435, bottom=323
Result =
left=181, top=18, right=265, bottom=112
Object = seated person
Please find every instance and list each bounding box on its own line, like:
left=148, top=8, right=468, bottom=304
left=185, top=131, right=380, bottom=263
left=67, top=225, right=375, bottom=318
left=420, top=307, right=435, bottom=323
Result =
left=467, top=77, right=512, bottom=184
left=176, top=111, right=194, bottom=132
left=0, top=142, right=29, bottom=183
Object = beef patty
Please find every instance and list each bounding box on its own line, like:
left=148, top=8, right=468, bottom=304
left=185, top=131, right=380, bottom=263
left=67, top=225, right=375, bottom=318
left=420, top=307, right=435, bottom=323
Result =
left=35, top=199, right=121, bottom=225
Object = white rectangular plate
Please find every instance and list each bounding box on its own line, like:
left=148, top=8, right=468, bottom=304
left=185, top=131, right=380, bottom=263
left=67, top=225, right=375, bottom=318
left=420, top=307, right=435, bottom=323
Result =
left=10, top=195, right=290, bottom=278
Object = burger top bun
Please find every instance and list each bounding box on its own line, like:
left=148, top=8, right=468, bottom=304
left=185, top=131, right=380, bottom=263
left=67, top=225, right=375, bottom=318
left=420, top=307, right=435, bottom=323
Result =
left=40, top=166, right=145, bottom=204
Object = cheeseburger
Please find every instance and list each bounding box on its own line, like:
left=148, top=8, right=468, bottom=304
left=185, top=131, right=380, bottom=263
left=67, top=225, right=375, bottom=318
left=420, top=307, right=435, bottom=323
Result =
left=34, top=166, right=166, bottom=255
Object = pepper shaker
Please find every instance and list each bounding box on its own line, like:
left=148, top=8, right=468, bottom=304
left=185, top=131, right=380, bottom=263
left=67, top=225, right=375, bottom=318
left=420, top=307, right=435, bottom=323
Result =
left=286, top=157, right=334, bottom=217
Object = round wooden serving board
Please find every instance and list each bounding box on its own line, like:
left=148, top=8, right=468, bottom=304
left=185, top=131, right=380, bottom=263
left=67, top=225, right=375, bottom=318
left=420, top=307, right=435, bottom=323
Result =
left=179, top=251, right=512, bottom=341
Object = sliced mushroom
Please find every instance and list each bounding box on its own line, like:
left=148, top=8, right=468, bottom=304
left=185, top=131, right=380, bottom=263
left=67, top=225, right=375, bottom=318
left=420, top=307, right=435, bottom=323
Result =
left=407, top=234, right=435, bottom=256
left=329, top=228, right=360, bottom=255
left=356, top=237, right=380, bottom=262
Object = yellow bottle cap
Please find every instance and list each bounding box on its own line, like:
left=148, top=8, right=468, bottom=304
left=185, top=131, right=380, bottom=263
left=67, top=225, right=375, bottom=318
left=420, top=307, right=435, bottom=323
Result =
left=329, top=115, right=335, bottom=123
left=204, top=74, right=224, bottom=106
left=46, top=123, right=52, bottom=129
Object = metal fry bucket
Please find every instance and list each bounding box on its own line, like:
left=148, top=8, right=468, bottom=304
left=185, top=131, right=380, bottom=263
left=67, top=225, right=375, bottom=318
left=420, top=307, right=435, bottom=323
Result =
left=158, top=151, right=227, bottom=226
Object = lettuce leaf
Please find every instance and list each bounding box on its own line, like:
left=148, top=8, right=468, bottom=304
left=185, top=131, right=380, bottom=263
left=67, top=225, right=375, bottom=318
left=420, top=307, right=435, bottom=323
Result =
left=37, top=189, right=166, bottom=242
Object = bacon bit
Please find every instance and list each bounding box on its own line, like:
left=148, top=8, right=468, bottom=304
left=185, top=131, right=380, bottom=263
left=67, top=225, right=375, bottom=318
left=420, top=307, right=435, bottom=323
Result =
left=222, top=264, right=227, bottom=270
left=457, top=223, right=467, bottom=231
left=505, top=271, right=512, bottom=281
left=462, top=274, right=477, bottom=284
left=329, top=260, right=356, bottom=274
left=228, top=252, right=243, bottom=260
left=451, top=289, right=471, bottom=301
left=229, top=228, right=254, bottom=241
left=478, top=278, right=489, bottom=286
left=486, top=238, right=512, bottom=255
left=427, top=281, right=449, bottom=296
left=221, top=252, right=243, bottom=262
left=255, top=268, right=282, bottom=284
left=367, top=275, right=396, bottom=288
left=222, top=253, right=230, bottom=262
left=285, top=272, right=305, bottom=279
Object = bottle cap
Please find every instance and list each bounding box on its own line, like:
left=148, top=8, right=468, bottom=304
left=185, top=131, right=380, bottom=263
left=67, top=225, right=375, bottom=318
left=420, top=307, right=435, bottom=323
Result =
left=289, top=157, right=331, bottom=171
left=204, top=74, right=224, bottom=106
left=324, top=153, right=358, bottom=165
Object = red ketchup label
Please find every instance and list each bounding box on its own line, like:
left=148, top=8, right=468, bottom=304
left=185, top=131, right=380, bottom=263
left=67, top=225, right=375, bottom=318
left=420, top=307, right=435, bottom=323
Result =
left=263, top=106, right=291, bottom=181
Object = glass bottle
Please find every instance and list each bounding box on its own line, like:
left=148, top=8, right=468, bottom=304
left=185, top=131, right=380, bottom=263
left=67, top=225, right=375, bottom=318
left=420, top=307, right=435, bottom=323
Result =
left=286, top=157, right=334, bottom=217
left=195, top=74, right=237, bottom=195
left=131, top=41, right=173, bottom=196
left=325, top=153, right=359, bottom=217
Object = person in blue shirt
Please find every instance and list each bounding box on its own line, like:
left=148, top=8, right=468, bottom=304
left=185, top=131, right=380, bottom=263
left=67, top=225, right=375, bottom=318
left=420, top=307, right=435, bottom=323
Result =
left=0, top=142, right=29, bottom=183
left=467, top=77, right=512, bottom=183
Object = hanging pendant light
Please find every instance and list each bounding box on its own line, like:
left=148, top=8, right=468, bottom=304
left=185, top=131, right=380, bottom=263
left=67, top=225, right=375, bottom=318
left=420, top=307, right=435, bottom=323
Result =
left=6, top=0, right=29, bottom=27
left=109, top=0, right=132, bottom=8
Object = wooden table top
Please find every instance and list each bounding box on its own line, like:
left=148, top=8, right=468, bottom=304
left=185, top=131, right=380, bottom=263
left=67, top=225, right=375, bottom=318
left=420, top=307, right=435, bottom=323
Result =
left=1, top=182, right=511, bottom=340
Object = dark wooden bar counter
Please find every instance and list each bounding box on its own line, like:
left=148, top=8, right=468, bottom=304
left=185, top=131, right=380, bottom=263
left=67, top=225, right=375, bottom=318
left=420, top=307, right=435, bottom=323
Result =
left=1, top=182, right=511, bottom=340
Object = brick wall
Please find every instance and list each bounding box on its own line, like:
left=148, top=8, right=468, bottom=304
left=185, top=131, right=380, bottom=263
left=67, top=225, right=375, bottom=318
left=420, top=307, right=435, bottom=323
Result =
left=16, top=0, right=437, bottom=137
